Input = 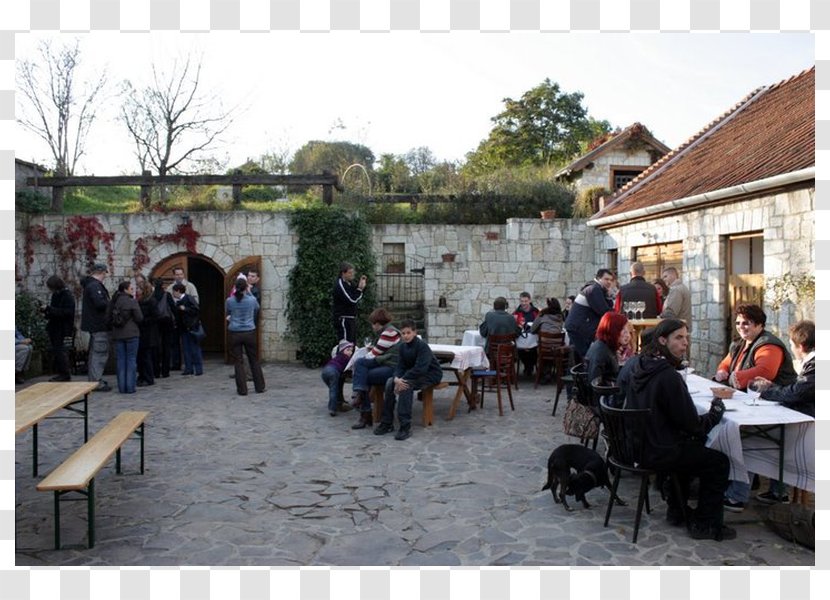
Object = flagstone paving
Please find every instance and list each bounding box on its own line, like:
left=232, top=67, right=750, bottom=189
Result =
left=14, top=359, right=814, bottom=566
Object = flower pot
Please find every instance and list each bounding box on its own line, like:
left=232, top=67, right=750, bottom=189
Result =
left=540, top=209, right=557, bottom=220
left=441, top=253, right=456, bottom=263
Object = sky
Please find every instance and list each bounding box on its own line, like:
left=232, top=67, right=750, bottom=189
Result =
left=14, top=31, right=814, bottom=175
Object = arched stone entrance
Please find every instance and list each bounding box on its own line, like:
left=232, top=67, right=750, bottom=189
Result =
left=150, top=253, right=226, bottom=355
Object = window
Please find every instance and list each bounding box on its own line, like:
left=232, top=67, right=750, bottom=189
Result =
left=634, top=242, right=683, bottom=281
left=382, top=243, right=406, bottom=273
left=610, top=168, right=645, bottom=191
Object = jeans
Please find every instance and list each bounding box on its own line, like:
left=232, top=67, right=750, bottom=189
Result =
left=352, top=358, right=394, bottom=412
left=115, top=337, right=139, bottom=393
left=181, top=331, right=203, bottom=375
left=15, top=343, right=33, bottom=373
left=229, top=329, right=266, bottom=395
left=87, top=331, right=110, bottom=383
left=726, top=476, right=786, bottom=502
left=381, top=373, right=442, bottom=430
left=321, top=365, right=346, bottom=412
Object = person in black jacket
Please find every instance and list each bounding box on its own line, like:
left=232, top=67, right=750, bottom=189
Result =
left=136, top=280, right=160, bottom=387
left=45, top=275, right=76, bottom=382
left=332, top=262, right=366, bottom=344
left=564, top=269, right=614, bottom=361
left=626, top=318, right=733, bottom=541
left=171, top=282, right=203, bottom=376
left=80, top=263, right=111, bottom=391
left=373, top=320, right=443, bottom=441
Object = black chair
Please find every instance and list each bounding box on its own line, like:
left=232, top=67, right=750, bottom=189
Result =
left=567, top=363, right=600, bottom=450
left=597, top=397, right=687, bottom=543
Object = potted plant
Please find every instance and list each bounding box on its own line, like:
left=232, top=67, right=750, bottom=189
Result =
left=540, top=209, right=557, bottom=220
left=441, top=252, right=456, bottom=263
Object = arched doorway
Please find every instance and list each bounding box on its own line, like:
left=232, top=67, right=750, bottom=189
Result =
left=150, top=253, right=226, bottom=356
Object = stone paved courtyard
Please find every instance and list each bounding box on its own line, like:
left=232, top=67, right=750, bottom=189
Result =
left=14, top=358, right=814, bottom=566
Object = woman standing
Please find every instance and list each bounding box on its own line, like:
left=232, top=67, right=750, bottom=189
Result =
left=225, top=278, right=266, bottom=395
left=45, top=275, right=76, bottom=382
left=106, top=280, right=143, bottom=394
left=136, top=280, right=160, bottom=387
left=171, top=282, right=203, bottom=376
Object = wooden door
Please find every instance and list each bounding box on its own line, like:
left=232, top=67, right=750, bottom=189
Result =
left=223, top=256, right=263, bottom=363
left=727, top=274, right=765, bottom=341
left=727, top=232, right=764, bottom=345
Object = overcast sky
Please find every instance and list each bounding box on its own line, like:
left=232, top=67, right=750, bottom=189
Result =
left=14, top=31, right=814, bottom=175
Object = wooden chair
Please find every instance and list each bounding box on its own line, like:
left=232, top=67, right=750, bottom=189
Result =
left=485, top=333, right=519, bottom=390
left=472, top=341, right=516, bottom=416
left=534, top=331, right=568, bottom=389
left=568, top=363, right=601, bottom=450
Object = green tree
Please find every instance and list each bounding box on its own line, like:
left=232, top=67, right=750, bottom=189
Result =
left=464, top=78, right=606, bottom=174
left=289, top=140, right=375, bottom=178
left=374, top=153, right=416, bottom=193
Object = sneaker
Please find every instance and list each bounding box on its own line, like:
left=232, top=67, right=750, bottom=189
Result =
left=394, top=427, right=411, bottom=441
left=374, top=422, right=394, bottom=435
left=329, top=410, right=337, bottom=417
left=723, top=498, right=745, bottom=513
left=756, top=491, right=789, bottom=504
left=689, top=523, right=737, bottom=541
left=95, top=382, right=112, bottom=392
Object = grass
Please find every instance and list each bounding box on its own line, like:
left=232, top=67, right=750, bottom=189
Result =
left=64, top=186, right=142, bottom=213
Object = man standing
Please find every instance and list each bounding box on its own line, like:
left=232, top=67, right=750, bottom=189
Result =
left=660, top=267, right=692, bottom=326
left=626, top=319, right=733, bottom=541
left=614, top=261, right=662, bottom=318
left=81, top=263, right=111, bottom=391
left=170, top=267, right=198, bottom=370
left=332, top=262, right=367, bottom=344
left=564, top=268, right=615, bottom=361
left=246, top=269, right=261, bottom=306
left=172, top=267, right=199, bottom=303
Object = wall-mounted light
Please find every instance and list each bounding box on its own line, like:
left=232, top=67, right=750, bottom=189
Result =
left=180, top=212, right=191, bottom=225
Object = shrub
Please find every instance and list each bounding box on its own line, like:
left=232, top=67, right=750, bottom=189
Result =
left=15, top=289, right=49, bottom=351
left=16, top=188, right=51, bottom=213
left=286, top=206, right=377, bottom=367
left=573, top=185, right=611, bottom=218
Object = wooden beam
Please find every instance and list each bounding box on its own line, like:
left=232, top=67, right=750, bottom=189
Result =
left=27, top=173, right=340, bottom=187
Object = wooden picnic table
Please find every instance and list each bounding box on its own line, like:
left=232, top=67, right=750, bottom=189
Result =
left=15, top=381, right=99, bottom=477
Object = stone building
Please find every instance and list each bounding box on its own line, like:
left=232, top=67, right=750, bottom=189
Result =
left=587, top=67, right=815, bottom=374
left=555, top=122, right=670, bottom=199
left=14, top=158, right=50, bottom=196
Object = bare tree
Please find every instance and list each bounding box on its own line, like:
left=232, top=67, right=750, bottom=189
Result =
left=120, top=54, right=234, bottom=205
left=16, top=39, right=107, bottom=210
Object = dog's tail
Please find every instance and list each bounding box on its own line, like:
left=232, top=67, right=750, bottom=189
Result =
left=541, top=482, right=551, bottom=491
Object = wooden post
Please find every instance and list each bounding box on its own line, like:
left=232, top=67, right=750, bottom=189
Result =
left=232, top=169, right=242, bottom=205
left=51, top=186, right=64, bottom=213
left=322, top=170, right=333, bottom=205
left=140, top=170, right=152, bottom=209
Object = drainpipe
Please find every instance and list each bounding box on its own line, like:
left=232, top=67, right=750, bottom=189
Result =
left=587, top=167, right=815, bottom=229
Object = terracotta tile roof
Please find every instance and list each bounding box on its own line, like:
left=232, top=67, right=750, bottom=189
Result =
left=591, top=67, right=815, bottom=223
left=555, top=122, right=670, bottom=178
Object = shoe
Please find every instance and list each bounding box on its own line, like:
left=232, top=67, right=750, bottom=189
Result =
left=351, top=412, right=373, bottom=430
left=350, top=390, right=365, bottom=408
left=394, top=427, right=411, bottom=441
left=329, top=410, right=337, bottom=417
left=756, top=491, right=789, bottom=504
left=666, top=505, right=691, bottom=527
left=95, top=382, right=112, bottom=392
left=689, top=523, right=737, bottom=541
left=15, top=374, right=25, bottom=384
left=373, top=422, right=394, bottom=435
left=137, top=380, right=148, bottom=387
left=337, top=402, right=353, bottom=413
left=49, top=374, right=71, bottom=382
left=229, top=374, right=236, bottom=379
left=723, top=498, right=745, bottom=513
left=181, top=371, right=193, bottom=376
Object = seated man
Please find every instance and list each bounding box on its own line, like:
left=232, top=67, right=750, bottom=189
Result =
left=513, top=291, right=539, bottom=376
left=479, top=296, right=521, bottom=354
left=373, top=319, right=443, bottom=441
left=749, top=319, right=815, bottom=503
left=349, top=308, right=402, bottom=430
left=715, top=304, right=797, bottom=512
left=626, top=319, right=733, bottom=540
left=15, top=328, right=33, bottom=384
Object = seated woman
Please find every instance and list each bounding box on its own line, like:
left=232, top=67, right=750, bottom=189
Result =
left=349, top=308, right=402, bottom=430
left=530, top=297, right=565, bottom=335
left=584, top=311, right=630, bottom=386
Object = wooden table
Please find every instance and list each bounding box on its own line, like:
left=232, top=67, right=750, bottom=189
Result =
left=627, top=318, right=662, bottom=351
left=16, top=381, right=98, bottom=477
left=428, top=344, right=490, bottom=420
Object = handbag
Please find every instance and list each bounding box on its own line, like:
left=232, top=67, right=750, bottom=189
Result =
left=190, top=321, right=206, bottom=342
left=563, top=398, right=600, bottom=440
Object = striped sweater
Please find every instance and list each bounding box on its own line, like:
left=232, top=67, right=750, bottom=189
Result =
left=370, top=325, right=402, bottom=367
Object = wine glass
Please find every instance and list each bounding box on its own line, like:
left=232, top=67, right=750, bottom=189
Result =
left=363, top=336, right=373, bottom=349
left=745, top=380, right=762, bottom=406
left=622, top=301, right=630, bottom=318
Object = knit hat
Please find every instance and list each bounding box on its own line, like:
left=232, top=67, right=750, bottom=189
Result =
left=337, top=340, right=355, bottom=354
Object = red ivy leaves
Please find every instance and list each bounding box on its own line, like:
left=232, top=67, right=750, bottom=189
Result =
left=152, top=221, right=200, bottom=254
left=66, top=216, right=116, bottom=274
left=133, top=237, right=150, bottom=272
left=23, top=224, right=49, bottom=271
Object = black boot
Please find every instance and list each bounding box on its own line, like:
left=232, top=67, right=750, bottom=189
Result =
left=394, top=424, right=412, bottom=441
left=351, top=411, right=373, bottom=430
left=374, top=422, right=394, bottom=435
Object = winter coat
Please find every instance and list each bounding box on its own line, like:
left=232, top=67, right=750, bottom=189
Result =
left=80, top=276, right=110, bottom=333
left=106, top=291, right=143, bottom=340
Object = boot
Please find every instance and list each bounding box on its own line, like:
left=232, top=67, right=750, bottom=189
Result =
left=350, top=390, right=365, bottom=408
left=351, top=411, right=373, bottom=430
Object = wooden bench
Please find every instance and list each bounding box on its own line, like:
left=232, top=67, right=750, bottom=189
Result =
left=369, top=381, right=450, bottom=427
left=36, top=411, right=149, bottom=549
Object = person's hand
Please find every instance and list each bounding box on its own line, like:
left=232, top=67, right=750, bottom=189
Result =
left=727, top=371, right=740, bottom=388
left=714, top=369, right=728, bottom=382
left=750, top=376, right=772, bottom=392
left=393, top=377, right=410, bottom=394
left=708, top=397, right=725, bottom=424
left=22, top=338, right=32, bottom=345
left=358, top=275, right=367, bottom=290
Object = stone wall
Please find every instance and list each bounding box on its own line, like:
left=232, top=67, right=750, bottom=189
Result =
left=598, top=186, right=815, bottom=375
left=575, top=147, right=656, bottom=192
left=16, top=213, right=596, bottom=362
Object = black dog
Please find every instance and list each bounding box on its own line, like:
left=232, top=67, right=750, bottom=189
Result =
left=542, top=443, right=626, bottom=511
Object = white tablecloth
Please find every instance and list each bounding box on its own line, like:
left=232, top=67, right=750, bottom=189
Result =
left=428, top=344, right=490, bottom=371
left=685, top=373, right=815, bottom=491
left=462, top=329, right=537, bottom=350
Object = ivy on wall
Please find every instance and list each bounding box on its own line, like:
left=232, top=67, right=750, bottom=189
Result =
left=286, top=206, right=377, bottom=367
